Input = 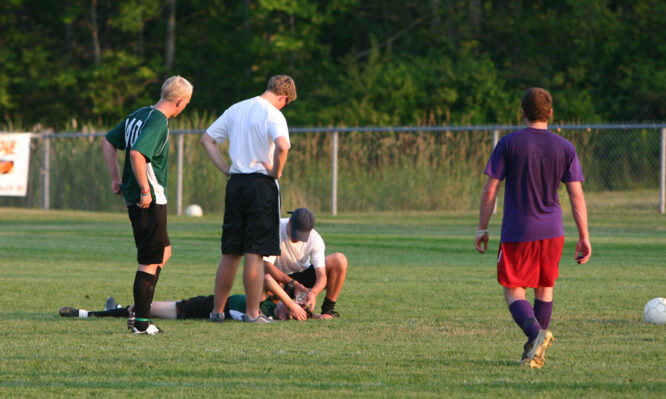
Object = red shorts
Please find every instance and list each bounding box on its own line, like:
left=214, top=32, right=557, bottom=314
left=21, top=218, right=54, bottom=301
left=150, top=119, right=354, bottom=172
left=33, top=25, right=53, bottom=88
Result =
left=497, top=236, right=564, bottom=288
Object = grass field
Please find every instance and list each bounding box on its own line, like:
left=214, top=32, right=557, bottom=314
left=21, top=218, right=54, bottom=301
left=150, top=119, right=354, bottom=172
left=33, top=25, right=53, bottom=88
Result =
left=0, top=207, right=664, bottom=398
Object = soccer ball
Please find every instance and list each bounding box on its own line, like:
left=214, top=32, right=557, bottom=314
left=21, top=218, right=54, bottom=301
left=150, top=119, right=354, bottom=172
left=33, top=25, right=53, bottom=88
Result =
left=643, top=297, right=666, bottom=324
left=185, top=204, right=203, bottom=217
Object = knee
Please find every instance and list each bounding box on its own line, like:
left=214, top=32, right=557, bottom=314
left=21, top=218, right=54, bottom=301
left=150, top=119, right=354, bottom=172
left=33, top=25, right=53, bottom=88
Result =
left=326, top=252, right=348, bottom=273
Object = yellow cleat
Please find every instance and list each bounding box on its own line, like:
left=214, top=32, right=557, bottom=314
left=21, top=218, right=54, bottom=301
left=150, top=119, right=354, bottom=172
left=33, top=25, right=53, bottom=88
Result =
left=521, top=329, right=554, bottom=369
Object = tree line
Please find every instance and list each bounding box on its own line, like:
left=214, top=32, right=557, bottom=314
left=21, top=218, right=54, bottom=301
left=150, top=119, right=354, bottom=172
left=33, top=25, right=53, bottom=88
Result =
left=0, top=0, right=663, bottom=130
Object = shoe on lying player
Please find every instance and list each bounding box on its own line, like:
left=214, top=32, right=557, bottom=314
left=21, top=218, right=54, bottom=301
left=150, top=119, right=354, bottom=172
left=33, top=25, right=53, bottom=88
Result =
left=105, top=296, right=121, bottom=311
left=521, top=329, right=554, bottom=368
left=127, top=312, right=136, bottom=329
left=241, top=314, right=273, bottom=323
left=59, top=306, right=89, bottom=318
left=131, top=322, right=163, bottom=335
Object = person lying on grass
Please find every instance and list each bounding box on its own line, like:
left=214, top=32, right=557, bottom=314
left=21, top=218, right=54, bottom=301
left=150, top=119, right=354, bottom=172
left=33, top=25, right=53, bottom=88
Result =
left=59, top=274, right=333, bottom=322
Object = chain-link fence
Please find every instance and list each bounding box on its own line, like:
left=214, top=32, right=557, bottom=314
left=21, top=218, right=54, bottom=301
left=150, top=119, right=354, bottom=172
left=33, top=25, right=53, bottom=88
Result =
left=1, top=124, right=664, bottom=215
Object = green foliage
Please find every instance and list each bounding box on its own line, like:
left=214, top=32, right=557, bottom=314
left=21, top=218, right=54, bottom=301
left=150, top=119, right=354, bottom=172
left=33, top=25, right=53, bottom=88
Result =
left=298, top=46, right=513, bottom=127
left=83, top=51, right=160, bottom=116
left=111, top=0, right=161, bottom=33
left=0, top=1, right=664, bottom=128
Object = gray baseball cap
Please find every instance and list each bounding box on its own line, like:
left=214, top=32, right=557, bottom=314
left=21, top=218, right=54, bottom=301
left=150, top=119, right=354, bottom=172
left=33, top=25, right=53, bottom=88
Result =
left=288, top=208, right=315, bottom=242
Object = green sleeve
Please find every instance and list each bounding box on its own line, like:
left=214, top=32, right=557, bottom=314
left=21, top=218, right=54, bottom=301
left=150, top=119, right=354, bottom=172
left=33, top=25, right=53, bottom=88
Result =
left=105, top=121, right=126, bottom=150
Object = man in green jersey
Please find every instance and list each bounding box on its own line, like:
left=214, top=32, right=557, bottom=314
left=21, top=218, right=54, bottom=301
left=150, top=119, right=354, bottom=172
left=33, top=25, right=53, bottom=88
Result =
left=102, top=75, right=193, bottom=335
left=58, top=274, right=311, bottom=321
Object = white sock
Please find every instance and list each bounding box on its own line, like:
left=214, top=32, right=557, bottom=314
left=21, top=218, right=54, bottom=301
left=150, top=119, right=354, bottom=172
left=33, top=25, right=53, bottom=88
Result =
left=229, top=310, right=244, bottom=321
left=78, top=309, right=89, bottom=318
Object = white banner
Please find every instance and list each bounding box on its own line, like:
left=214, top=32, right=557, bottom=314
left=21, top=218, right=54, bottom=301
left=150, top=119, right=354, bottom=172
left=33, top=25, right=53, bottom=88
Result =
left=0, top=133, right=32, bottom=197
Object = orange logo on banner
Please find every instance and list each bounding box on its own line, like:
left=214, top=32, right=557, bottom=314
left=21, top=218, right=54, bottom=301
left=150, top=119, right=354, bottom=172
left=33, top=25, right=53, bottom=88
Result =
left=0, top=161, right=14, bottom=174
left=0, top=139, right=17, bottom=155
left=0, top=139, right=17, bottom=174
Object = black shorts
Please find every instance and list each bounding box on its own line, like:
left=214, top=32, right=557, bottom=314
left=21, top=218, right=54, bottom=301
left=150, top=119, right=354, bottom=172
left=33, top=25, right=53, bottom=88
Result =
left=221, top=173, right=281, bottom=256
left=127, top=203, right=170, bottom=265
left=175, top=295, right=214, bottom=319
left=175, top=295, right=234, bottom=319
left=289, top=265, right=317, bottom=288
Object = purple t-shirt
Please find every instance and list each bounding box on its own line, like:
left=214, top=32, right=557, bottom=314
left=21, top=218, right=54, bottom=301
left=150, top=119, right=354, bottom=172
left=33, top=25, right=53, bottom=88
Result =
left=485, top=127, right=584, bottom=242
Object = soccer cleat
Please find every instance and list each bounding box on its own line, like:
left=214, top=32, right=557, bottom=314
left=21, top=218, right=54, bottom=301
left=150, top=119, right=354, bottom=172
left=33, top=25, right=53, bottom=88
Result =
left=209, top=312, right=225, bottom=322
left=59, top=306, right=85, bottom=318
left=241, top=314, right=273, bottom=323
left=104, top=296, right=118, bottom=311
left=127, top=312, right=136, bottom=330
left=521, top=329, right=554, bottom=368
left=131, top=322, right=163, bottom=335
left=520, top=339, right=530, bottom=362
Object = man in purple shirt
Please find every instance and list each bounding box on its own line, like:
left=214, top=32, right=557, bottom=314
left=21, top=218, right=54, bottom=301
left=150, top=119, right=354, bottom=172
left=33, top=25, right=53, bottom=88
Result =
left=474, top=88, right=592, bottom=368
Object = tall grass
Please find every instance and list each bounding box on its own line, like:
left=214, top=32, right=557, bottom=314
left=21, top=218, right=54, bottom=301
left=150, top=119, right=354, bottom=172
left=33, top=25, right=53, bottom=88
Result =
left=0, top=117, right=661, bottom=213
left=557, top=128, right=660, bottom=191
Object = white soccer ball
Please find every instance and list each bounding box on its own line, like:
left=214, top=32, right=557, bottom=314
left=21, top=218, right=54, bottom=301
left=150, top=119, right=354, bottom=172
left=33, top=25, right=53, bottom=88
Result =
left=643, top=297, right=666, bottom=324
left=185, top=204, right=203, bottom=217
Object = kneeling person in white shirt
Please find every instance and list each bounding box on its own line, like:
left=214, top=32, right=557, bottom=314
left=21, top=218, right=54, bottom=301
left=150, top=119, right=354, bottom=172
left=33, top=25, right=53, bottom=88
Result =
left=264, top=208, right=348, bottom=318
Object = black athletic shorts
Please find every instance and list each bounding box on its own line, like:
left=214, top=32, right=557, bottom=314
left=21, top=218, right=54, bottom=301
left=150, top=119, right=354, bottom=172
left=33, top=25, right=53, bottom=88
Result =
left=175, top=295, right=214, bottom=319
left=127, top=203, right=170, bottom=265
left=175, top=295, right=234, bottom=320
left=221, top=173, right=281, bottom=256
left=289, top=265, right=317, bottom=288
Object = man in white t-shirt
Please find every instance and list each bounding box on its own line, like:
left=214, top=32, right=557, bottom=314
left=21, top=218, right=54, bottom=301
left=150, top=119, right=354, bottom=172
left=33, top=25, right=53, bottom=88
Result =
left=200, top=75, right=297, bottom=323
left=264, top=208, right=348, bottom=318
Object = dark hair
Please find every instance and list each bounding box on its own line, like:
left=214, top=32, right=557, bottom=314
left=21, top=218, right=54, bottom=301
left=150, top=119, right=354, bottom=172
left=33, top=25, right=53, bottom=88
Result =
left=521, top=88, right=552, bottom=122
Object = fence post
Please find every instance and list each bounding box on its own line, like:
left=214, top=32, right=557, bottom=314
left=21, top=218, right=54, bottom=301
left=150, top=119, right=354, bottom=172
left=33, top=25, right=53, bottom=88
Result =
left=331, top=131, right=338, bottom=216
left=659, top=128, right=666, bottom=215
left=492, top=129, right=499, bottom=214
left=176, top=133, right=184, bottom=216
left=42, top=132, right=50, bottom=210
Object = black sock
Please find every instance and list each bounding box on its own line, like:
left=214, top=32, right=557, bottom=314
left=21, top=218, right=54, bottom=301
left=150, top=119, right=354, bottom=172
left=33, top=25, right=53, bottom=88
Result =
left=89, top=306, right=130, bottom=318
left=321, top=297, right=336, bottom=314
left=148, top=267, right=161, bottom=304
left=133, top=271, right=156, bottom=330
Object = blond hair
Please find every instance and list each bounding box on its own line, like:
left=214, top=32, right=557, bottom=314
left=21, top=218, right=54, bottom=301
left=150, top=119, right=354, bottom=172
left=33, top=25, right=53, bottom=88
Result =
left=267, top=75, right=297, bottom=104
left=161, top=75, right=193, bottom=102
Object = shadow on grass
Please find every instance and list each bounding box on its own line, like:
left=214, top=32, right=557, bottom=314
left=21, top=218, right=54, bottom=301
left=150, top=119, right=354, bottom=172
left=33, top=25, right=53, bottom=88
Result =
left=468, top=359, right=521, bottom=368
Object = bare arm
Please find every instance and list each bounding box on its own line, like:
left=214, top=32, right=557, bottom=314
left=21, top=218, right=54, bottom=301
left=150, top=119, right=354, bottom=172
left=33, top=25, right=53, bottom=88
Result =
left=475, top=177, right=501, bottom=253
left=566, top=181, right=591, bottom=264
left=101, top=137, right=122, bottom=195
left=263, top=260, right=292, bottom=285
left=263, top=274, right=307, bottom=321
left=200, top=133, right=231, bottom=176
left=263, top=136, right=289, bottom=179
left=303, top=267, right=327, bottom=312
left=264, top=261, right=308, bottom=296
left=130, top=150, right=152, bottom=208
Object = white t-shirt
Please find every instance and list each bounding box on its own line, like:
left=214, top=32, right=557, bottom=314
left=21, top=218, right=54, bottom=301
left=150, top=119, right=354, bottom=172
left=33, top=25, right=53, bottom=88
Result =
left=205, top=96, right=290, bottom=175
left=264, top=219, right=326, bottom=274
